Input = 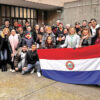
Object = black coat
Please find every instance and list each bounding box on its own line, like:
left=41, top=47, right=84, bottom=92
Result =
left=0, top=35, right=12, bottom=61
left=56, top=40, right=65, bottom=48
left=16, top=33, right=25, bottom=49
left=24, top=50, right=39, bottom=66
left=56, top=28, right=64, bottom=37
left=0, top=35, right=12, bottom=52
left=33, top=30, right=39, bottom=42
left=82, top=38, right=92, bottom=47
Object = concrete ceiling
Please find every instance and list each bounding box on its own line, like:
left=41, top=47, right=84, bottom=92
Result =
left=0, top=0, right=78, bottom=10
left=0, top=0, right=61, bottom=10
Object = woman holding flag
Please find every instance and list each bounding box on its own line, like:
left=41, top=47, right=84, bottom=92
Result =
left=79, top=28, right=92, bottom=47
left=60, top=27, right=80, bottom=48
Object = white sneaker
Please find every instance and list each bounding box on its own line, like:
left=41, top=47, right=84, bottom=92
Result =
left=12, top=70, right=15, bottom=73
left=10, top=69, right=13, bottom=72
left=30, top=69, right=35, bottom=74
left=37, top=72, right=41, bottom=77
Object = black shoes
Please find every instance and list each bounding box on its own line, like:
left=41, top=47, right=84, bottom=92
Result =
left=1, top=65, right=7, bottom=72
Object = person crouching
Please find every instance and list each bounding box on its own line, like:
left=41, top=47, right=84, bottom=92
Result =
left=22, top=43, right=41, bottom=77
left=14, top=45, right=28, bottom=72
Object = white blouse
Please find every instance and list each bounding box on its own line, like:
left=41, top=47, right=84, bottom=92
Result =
left=61, top=34, right=80, bottom=48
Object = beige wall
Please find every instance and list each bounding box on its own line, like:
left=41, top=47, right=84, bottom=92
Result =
left=63, top=0, right=100, bottom=25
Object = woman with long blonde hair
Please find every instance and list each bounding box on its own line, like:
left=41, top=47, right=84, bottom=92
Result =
left=79, top=28, right=92, bottom=47
left=0, top=28, right=12, bottom=72
left=61, top=27, right=80, bottom=48
left=1, top=28, right=10, bottom=38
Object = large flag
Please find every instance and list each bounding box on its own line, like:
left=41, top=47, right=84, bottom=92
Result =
left=38, top=44, right=100, bottom=85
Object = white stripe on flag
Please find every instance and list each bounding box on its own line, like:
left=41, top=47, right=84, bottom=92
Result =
left=40, top=57, right=100, bottom=71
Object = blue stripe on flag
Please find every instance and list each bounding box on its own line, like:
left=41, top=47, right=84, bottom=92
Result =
left=42, top=70, right=100, bottom=85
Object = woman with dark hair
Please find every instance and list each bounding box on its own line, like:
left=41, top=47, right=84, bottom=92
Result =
left=0, top=28, right=12, bottom=72
left=33, top=24, right=40, bottom=42
left=43, top=36, right=55, bottom=49
left=42, top=26, right=56, bottom=48
left=14, top=45, right=28, bottom=72
left=75, top=22, right=82, bottom=37
left=36, top=27, right=44, bottom=49
left=95, top=27, right=100, bottom=44
left=90, top=18, right=100, bottom=44
left=56, top=23, right=64, bottom=37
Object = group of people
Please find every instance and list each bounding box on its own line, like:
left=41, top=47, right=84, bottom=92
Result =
left=0, top=18, right=100, bottom=77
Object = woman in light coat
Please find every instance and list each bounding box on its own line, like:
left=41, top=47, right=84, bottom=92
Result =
left=61, top=27, right=80, bottom=48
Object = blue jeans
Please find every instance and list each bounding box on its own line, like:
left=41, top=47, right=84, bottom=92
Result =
left=18, top=59, right=25, bottom=70
left=0, top=49, right=7, bottom=61
left=24, top=61, right=41, bottom=73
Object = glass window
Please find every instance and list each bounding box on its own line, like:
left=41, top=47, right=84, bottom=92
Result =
left=27, top=19, right=30, bottom=24
left=18, top=19, right=22, bottom=24
left=1, top=6, right=5, bottom=17
left=33, top=20, right=37, bottom=25
left=7, top=6, right=10, bottom=17
left=31, top=19, right=33, bottom=27
left=2, top=18, right=5, bottom=24
left=24, top=8, right=26, bottom=18
left=11, top=7, right=14, bottom=17
left=0, top=5, right=37, bottom=28
left=20, top=8, right=23, bottom=18
left=31, top=9, right=33, bottom=18
left=23, top=20, right=26, bottom=26
left=15, top=7, right=19, bottom=17
left=34, top=10, right=37, bottom=18
left=27, top=9, right=30, bottom=18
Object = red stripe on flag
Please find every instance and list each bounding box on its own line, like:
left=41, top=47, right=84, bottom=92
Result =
left=37, top=44, right=100, bottom=60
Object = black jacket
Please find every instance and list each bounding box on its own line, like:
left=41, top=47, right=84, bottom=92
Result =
left=16, top=34, right=25, bottom=49
left=0, top=35, right=12, bottom=53
left=0, top=35, right=12, bottom=61
left=56, top=40, right=65, bottom=48
left=33, top=30, right=39, bottom=42
left=56, top=28, right=64, bottom=37
left=14, top=49, right=27, bottom=68
left=24, top=50, right=39, bottom=66
left=82, top=38, right=92, bottom=47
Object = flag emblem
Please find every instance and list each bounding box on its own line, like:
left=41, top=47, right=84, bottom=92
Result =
left=66, top=61, right=74, bottom=70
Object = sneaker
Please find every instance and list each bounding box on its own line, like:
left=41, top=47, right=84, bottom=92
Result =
left=11, top=70, right=15, bottom=73
left=21, top=71, right=25, bottom=75
left=37, top=72, right=41, bottom=77
left=30, top=69, right=35, bottom=74
left=10, top=69, right=13, bottom=72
